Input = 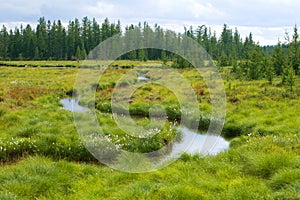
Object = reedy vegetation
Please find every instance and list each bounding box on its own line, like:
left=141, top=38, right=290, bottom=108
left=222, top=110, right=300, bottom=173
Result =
left=0, top=64, right=299, bottom=199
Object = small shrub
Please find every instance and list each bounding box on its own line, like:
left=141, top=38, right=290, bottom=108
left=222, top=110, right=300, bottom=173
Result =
left=129, top=103, right=150, bottom=116
left=65, top=88, right=77, bottom=96
left=142, top=85, right=152, bottom=91
left=0, top=107, right=7, bottom=117
left=0, top=137, right=97, bottom=162
left=17, top=127, right=38, bottom=138
left=268, top=169, right=300, bottom=190
left=179, top=153, right=200, bottom=162
left=118, top=80, right=130, bottom=87
left=223, top=121, right=256, bottom=137
left=229, top=136, right=248, bottom=148
left=97, top=102, right=112, bottom=113
left=245, top=153, right=295, bottom=178
left=198, top=115, right=210, bottom=130
left=165, top=105, right=181, bottom=121
left=222, top=123, right=243, bottom=137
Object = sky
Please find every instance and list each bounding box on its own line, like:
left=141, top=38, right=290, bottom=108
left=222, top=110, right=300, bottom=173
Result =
left=0, top=0, right=299, bottom=45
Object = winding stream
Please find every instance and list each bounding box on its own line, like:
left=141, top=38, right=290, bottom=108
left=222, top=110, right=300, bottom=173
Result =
left=60, top=98, right=229, bottom=155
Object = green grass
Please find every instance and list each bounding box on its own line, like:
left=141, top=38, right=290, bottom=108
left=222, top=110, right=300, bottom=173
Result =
left=0, top=63, right=299, bottom=199
left=0, top=60, right=165, bottom=68
left=0, top=133, right=299, bottom=199
left=94, top=67, right=300, bottom=137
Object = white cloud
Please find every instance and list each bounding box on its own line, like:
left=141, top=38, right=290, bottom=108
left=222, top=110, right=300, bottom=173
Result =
left=1, top=21, right=36, bottom=30
left=82, top=1, right=116, bottom=17
left=0, top=0, right=46, bottom=21
left=189, top=1, right=226, bottom=20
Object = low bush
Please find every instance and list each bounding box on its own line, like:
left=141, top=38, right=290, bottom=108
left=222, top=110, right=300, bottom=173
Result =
left=0, top=138, right=96, bottom=162
left=268, top=168, right=300, bottom=190
left=129, top=103, right=151, bottom=116
left=244, top=153, right=295, bottom=178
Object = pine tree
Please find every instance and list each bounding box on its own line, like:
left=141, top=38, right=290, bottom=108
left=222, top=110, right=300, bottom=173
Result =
left=101, top=18, right=110, bottom=41
left=75, top=46, right=81, bottom=61
left=161, top=50, right=167, bottom=64
left=0, top=25, right=9, bottom=59
left=82, top=17, right=91, bottom=53
left=46, top=20, right=52, bottom=58
left=288, top=25, right=300, bottom=74
left=81, top=48, right=87, bottom=60
left=263, top=56, right=275, bottom=84
left=218, top=51, right=228, bottom=67
left=282, top=66, right=296, bottom=91
left=74, top=18, right=82, bottom=53
left=36, top=17, right=48, bottom=59
left=34, top=47, right=39, bottom=60
left=22, top=24, right=35, bottom=59
left=286, top=66, right=296, bottom=92
left=91, top=18, right=101, bottom=48
left=210, top=31, right=218, bottom=59
left=66, top=20, right=76, bottom=59
left=272, top=41, right=285, bottom=75
left=56, top=20, right=66, bottom=59
left=248, top=45, right=263, bottom=80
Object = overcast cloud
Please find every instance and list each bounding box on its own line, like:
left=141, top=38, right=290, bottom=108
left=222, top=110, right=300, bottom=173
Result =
left=0, top=0, right=299, bottom=45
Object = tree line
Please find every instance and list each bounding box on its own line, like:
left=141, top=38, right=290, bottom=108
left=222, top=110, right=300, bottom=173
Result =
left=0, top=18, right=256, bottom=61
left=0, top=17, right=121, bottom=60
left=0, top=17, right=299, bottom=84
left=183, top=25, right=299, bottom=80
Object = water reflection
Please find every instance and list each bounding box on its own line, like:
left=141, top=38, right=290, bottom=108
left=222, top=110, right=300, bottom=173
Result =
left=137, top=76, right=150, bottom=81
left=172, top=127, right=229, bottom=156
left=60, top=98, right=88, bottom=113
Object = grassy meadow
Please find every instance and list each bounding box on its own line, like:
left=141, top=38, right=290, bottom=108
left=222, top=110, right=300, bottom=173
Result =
left=0, top=61, right=299, bottom=199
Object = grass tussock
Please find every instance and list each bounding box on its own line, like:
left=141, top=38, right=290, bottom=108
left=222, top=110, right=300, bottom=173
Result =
left=0, top=64, right=299, bottom=199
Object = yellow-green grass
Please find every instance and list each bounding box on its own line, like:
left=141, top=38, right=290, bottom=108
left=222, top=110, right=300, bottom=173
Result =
left=0, top=64, right=299, bottom=199
left=0, top=60, right=165, bottom=68
left=0, top=132, right=299, bottom=199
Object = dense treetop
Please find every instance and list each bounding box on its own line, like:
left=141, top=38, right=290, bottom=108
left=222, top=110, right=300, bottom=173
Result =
left=0, top=17, right=299, bottom=82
